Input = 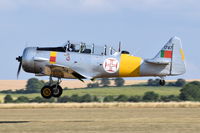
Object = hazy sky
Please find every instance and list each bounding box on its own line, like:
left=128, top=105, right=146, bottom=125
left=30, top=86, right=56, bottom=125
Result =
left=0, top=0, right=199, bottom=80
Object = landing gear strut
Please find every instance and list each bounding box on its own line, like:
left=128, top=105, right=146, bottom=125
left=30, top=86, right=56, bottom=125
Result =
left=40, top=77, right=63, bottom=99
left=159, top=77, right=165, bottom=86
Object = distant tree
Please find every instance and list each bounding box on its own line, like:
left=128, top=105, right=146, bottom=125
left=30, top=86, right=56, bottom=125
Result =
left=80, top=94, right=92, bottom=102
left=143, top=91, right=159, bottom=102
left=70, top=94, right=80, bottom=102
left=15, top=96, right=29, bottom=103
left=30, top=96, right=44, bottom=103
left=87, top=82, right=99, bottom=88
left=103, top=95, right=114, bottom=102
left=100, top=78, right=110, bottom=87
left=30, top=96, right=55, bottom=103
left=128, top=96, right=142, bottom=102
left=147, top=79, right=160, bottom=86
left=175, top=79, right=186, bottom=87
left=93, top=96, right=99, bottom=102
left=115, top=95, right=128, bottom=102
left=167, top=82, right=175, bottom=86
left=57, top=96, right=70, bottom=103
left=0, top=90, right=14, bottom=94
left=179, top=81, right=200, bottom=101
left=114, top=77, right=125, bottom=87
left=160, top=95, right=180, bottom=102
left=147, top=79, right=154, bottom=86
left=26, top=78, right=45, bottom=93
left=4, top=95, right=13, bottom=103
left=63, top=87, right=68, bottom=90
left=154, top=79, right=160, bottom=86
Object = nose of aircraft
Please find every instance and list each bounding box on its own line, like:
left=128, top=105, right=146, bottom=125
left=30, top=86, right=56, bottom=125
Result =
left=16, top=47, right=37, bottom=77
left=22, top=47, right=37, bottom=73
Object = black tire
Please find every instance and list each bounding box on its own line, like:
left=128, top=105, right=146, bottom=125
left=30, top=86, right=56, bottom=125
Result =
left=41, top=86, right=53, bottom=99
left=159, top=80, right=165, bottom=86
left=51, top=85, right=63, bottom=98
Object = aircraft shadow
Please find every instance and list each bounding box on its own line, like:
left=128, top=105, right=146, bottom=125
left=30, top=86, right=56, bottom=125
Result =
left=0, top=121, right=30, bottom=124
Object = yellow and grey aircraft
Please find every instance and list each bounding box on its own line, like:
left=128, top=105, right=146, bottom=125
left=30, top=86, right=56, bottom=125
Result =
left=16, top=36, right=186, bottom=99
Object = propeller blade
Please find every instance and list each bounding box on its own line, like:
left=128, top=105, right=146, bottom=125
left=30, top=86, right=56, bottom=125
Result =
left=16, top=56, right=22, bottom=79
left=17, top=61, right=22, bottom=78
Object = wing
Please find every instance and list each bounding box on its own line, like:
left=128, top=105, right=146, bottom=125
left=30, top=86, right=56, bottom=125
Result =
left=51, top=64, right=94, bottom=82
left=34, top=56, right=93, bottom=82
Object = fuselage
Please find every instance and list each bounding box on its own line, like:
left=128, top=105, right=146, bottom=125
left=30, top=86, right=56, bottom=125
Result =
left=21, top=47, right=172, bottom=79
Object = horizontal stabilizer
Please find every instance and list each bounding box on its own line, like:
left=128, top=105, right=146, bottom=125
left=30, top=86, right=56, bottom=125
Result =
left=145, top=58, right=170, bottom=65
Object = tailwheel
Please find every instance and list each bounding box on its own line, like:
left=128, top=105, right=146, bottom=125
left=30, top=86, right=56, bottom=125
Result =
left=159, top=80, right=166, bottom=86
left=51, top=84, right=63, bottom=98
left=41, top=86, right=53, bottom=99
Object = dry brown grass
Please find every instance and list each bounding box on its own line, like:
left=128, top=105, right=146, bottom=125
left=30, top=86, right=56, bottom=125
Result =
left=1, top=102, right=200, bottom=109
left=0, top=80, right=147, bottom=90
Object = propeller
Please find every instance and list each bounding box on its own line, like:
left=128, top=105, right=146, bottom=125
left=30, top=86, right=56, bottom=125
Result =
left=16, top=56, right=22, bottom=78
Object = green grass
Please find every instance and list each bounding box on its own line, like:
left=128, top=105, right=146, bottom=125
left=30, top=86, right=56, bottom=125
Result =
left=0, top=86, right=181, bottom=101
left=63, top=86, right=181, bottom=96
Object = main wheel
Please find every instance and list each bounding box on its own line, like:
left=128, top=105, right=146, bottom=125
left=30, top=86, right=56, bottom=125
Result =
left=41, top=86, right=53, bottom=99
left=51, top=85, right=63, bottom=97
left=159, top=80, right=165, bottom=86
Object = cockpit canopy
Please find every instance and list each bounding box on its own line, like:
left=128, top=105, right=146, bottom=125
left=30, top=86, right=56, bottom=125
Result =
left=64, top=41, right=107, bottom=55
left=64, top=41, right=91, bottom=54
left=37, top=40, right=120, bottom=56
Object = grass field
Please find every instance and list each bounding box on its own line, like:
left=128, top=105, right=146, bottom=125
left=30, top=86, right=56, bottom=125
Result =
left=62, top=86, right=181, bottom=96
left=0, top=86, right=181, bottom=101
left=0, top=103, right=200, bottom=133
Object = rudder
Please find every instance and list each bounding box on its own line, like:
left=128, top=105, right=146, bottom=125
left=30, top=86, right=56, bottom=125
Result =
left=151, top=36, right=186, bottom=75
left=170, top=36, right=186, bottom=75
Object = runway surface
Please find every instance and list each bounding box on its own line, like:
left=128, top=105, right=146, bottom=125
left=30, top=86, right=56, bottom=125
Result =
left=0, top=107, right=200, bottom=133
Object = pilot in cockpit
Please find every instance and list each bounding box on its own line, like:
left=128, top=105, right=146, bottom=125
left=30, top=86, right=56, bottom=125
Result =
left=66, top=43, right=75, bottom=52
left=69, top=44, right=76, bottom=52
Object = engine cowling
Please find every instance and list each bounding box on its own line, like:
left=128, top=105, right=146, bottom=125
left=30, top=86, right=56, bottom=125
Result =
left=22, top=47, right=40, bottom=74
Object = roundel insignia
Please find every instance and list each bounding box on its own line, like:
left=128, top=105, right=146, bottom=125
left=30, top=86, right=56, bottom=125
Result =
left=103, top=58, right=119, bottom=73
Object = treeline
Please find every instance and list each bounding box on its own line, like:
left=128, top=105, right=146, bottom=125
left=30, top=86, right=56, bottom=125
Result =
left=0, top=78, right=186, bottom=94
left=87, top=77, right=125, bottom=88
left=147, top=78, right=186, bottom=87
left=3, top=81, right=200, bottom=103
left=3, top=92, right=179, bottom=103
left=87, top=78, right=186, bottom=88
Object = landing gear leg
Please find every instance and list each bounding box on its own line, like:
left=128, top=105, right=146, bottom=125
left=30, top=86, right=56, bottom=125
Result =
left=51, top=78, right=63, bottom=98
left=40, top=76, right=63, bottom=99
left=159, top=77, right=166, bottom=86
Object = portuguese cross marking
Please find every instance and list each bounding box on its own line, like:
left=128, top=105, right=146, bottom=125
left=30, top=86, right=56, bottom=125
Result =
left=103, top=58, right=119, bottom=73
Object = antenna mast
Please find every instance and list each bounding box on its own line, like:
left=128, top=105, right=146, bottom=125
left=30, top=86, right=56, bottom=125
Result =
left=118, top=41, right=121, bottom=52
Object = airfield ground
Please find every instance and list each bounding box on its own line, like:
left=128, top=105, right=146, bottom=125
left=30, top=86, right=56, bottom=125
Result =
left=0, top=103, right=200, bottom=133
